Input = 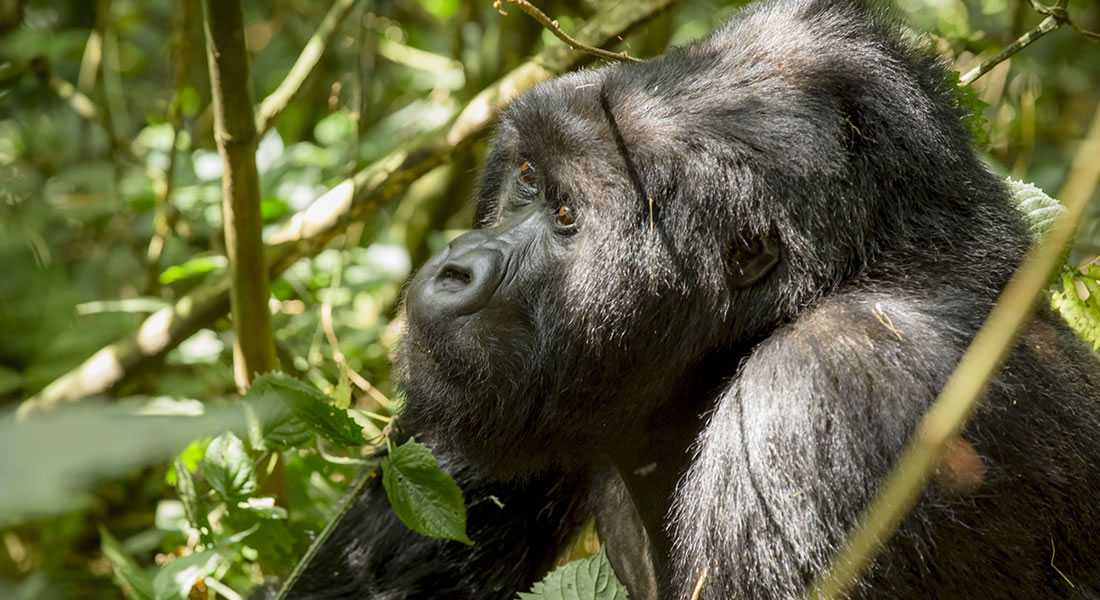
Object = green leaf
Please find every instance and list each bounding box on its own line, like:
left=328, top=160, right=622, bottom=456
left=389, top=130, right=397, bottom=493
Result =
left=1052, top=271, right=1100, bottom=350
left=165, top=438, right=208, bottom=486
left=333, top=370, right=352, bottom=410
left=247, top=372, right=366, bottom=448
left=1006, top=178, right=1065, bottom=242
left=517, top=549, right=630, bottom=600
left=172, top=457, right=208, bottom=542
left=202, top=432, right=258, bottom=501
left=381, top=439, right=472, bottom=545
left=152, top=548, right=220, bottom=600
left=100, top=526, right=155, bottom=600
left=158, top=255, right=228, bottom=285
left=247, top=383, right=313, bottom=451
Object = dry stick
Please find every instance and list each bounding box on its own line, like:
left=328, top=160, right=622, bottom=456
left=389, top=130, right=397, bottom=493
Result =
left=808, top=103, right=1100, bottom=600
left=202, top=0, right=277, bottom=390
left=18, top=0, right=679, bottom=416
left=255, top=0, right=359, bottom=136
left=494, top=0, right=642, bottom=63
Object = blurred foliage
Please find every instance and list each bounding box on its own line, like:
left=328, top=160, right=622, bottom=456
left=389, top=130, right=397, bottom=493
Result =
left=0, top=0, right=1097, bottom=598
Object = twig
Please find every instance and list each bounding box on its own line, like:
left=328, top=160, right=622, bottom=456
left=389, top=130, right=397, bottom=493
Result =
left=202, top=0, right=277, bottom=389
left=808, top=102, right=1100, bottom=600
left=321, top=299, right=392, bottom=408
left=493, top=0, right=642, bottom=63
left=146, top=0, right=194, bottom=294
left=255, top=0, right=359, bottom=136
left=961, top=0, right=1099, bottom=85
left=18, top=0, right=682, bottom=414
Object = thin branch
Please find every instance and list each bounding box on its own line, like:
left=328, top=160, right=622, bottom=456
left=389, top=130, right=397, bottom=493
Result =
left=962, top=0, right=1099, bottom=85
left=146, top=0, right=195, bottom=294
left=960, top=15, right=1059, bottom=85
left=18, top=0, right=679, bottom=416
left=255, top=0, right=359, bottom=136
left=808, top=101, right=1100, bottom=600
left=202, top=0, right=277, bottom=390
left=494, top=0, right=642, bottom=63
left=320, top=256, right=392, bottom=408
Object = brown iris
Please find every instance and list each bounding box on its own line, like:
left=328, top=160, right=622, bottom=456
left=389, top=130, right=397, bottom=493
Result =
left=556, top=204, right=577, bottom=228
left=519, top=161, right=537, bottom=188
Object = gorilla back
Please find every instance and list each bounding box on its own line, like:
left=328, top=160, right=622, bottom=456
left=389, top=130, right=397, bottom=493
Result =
left=286, top=0, right=1100, bottom=598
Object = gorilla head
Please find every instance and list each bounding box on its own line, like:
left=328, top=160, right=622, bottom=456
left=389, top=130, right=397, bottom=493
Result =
left=396, top=0, right=1015, bottom=479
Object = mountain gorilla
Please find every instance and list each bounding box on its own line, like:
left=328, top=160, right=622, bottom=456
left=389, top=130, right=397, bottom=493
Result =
left=283, top=0, right=1100, bottom=598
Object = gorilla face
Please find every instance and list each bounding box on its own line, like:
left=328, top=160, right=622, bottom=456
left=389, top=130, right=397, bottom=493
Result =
left=395, top=0, right=992, bottom=478
left=396, top=67, right=799, bottom=475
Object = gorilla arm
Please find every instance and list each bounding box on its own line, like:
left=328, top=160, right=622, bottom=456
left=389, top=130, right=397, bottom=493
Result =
left=673, top=291, right=1100, bottom=599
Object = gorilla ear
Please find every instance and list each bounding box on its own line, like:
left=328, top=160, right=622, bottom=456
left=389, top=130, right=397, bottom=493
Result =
left=729, top=236, right=779, bottom=288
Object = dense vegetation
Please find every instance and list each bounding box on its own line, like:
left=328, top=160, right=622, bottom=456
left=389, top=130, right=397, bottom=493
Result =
left=0, top=0, right=1097, bottom=598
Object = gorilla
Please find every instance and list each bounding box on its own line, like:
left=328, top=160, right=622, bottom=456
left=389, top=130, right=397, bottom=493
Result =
left=282, top=0, right=1100, bottom=598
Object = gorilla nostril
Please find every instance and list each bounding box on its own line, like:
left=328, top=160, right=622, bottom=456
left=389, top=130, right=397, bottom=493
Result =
left=439, top=265, right=473, bottom=285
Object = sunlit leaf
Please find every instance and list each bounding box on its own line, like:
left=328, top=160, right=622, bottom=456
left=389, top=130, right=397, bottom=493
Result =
left=381, top=439, right=471, bottom=545
left=518, top=550, right=630, bottom=600
left=202, top=432, right=258, bottom=501
left=247, top=372, right=366, bottom=448
left=152, top=548, right=220, bottom=600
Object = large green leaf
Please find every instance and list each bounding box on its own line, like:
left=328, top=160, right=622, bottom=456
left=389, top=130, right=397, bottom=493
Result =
left=518, top=549, right=630, bottom=600
left=202, top=432, right=258, bottom=501
left=381, top=439, right=472, bottom=545
left=246, top=372, right=366, bottom=448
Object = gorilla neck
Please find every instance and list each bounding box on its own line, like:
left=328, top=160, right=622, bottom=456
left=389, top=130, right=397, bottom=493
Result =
left=600, top=348, right=746, bottom=597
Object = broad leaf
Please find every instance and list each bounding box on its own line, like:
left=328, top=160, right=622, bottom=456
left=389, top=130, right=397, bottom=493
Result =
left=381, top=439, right=472, bottom=545
left=247, top=372, right=366, bottom=448
left=518, top=550, right=630, bottom=600
left=202, top=432, right=257, bottom=501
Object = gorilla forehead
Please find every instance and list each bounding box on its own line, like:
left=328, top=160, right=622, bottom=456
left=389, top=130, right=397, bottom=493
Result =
left=496, top=0, right=896, bottom=184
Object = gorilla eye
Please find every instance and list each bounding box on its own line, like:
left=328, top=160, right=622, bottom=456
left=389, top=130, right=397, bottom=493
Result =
left=555, top=204, right=578, bottom=230
left=518, top=161, right=539, bottom=192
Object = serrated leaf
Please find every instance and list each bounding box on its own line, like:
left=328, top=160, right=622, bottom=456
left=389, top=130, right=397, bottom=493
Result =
left=247, top=384, right=313, bottom=451
left=202, top=433, right=257, bottom=501
left=152, top=548, right=220, bottom=600
left=517, top=549, right=630, bottom=600
left=247, top=372, right=366, bottom=448
left=1052, top=272, right=1100, bottom=350
left=381, top=439, right=472, bottom=545
left=100, top=526, right=155, bottom=600
left=1006, top=178, right=1065, bottom=241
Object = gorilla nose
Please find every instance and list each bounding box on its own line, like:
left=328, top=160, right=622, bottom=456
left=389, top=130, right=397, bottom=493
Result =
left=409, top=232, right=505, bottom=318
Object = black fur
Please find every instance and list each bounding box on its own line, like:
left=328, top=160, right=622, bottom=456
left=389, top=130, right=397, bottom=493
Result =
left=282, top=1, right=1100, bottom=598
